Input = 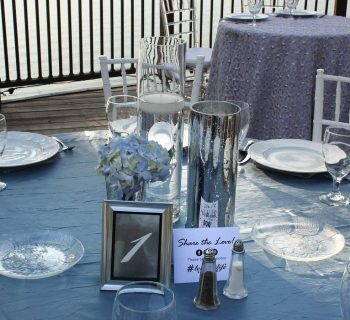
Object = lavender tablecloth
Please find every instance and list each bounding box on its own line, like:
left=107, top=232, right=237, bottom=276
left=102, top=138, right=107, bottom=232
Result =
left=206, top=15, right=350, bottom=140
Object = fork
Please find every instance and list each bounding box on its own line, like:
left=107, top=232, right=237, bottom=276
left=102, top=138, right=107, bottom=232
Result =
left=52, top=136, right=75, bottom=152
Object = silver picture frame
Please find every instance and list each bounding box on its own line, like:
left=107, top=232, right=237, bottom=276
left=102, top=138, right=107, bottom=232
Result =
left=100, top=200, right=173, bottom=291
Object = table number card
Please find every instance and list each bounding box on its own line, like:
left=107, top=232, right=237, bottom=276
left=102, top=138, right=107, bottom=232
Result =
left=173, top=227, right=239, bottom=284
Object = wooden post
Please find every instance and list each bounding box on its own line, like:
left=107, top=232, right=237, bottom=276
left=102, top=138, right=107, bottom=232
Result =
left=335, top=0, right=347, bottom=16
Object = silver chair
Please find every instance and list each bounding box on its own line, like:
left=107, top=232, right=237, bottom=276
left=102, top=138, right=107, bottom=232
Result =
left=160, top=0, right=212, bottom=72
left=312, top=69, right=350, bottom=142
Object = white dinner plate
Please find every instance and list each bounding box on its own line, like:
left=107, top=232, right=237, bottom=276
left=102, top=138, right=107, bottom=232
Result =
left=276, top=9, right=318, bottom=17
left=0, top=131, right=60, bottom=168
left=248, top=139, right=327, bottom=174
left=148, top=122, right=174, bottom=151
left=251, top=216, right=345, bottom=262
left=224, top=13, right=269, bottom=21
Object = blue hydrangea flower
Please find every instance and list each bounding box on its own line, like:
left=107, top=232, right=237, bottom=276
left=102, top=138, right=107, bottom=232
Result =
left=97, top=134, right=171, bottom=200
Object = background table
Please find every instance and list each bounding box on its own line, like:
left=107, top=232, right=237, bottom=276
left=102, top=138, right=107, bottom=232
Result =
left=0, top=131, right=350, bottom=319
left=206, top=15, right=350, bottom=140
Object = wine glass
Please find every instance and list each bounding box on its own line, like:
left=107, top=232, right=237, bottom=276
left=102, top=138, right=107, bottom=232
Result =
left=106, top=95, right=138, bottom=137
left=341, top=263, right=350, bottom=320
left=320, top=126, right=350, bottom=206
left=112, top=281, right=177, bottom=320
left=228, top=101, right=250, bottom=172
left=285, top=0, right=299, bottom=18
left=248, top=0, right=263, bottom=27
left=0, top=114, right=7, bottom=191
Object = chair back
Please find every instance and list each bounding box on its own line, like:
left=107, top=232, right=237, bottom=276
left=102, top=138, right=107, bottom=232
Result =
left=312, top=69, right=350, bottom=142
left=99, top=55, right=138, bottom=102
left=160, top=0, right=198, bottom=48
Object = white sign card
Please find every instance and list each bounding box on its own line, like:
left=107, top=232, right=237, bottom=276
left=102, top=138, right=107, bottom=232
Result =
left=173, top=227, right=239, bottom=284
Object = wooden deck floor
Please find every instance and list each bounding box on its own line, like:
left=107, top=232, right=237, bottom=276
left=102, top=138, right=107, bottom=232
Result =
left=1, top=86, right=135, bottom=135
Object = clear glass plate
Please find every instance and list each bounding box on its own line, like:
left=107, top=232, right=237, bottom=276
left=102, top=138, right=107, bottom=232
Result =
left=251, top=216, right=345, bottom=262
left=0, top=230, right=84, bottom=279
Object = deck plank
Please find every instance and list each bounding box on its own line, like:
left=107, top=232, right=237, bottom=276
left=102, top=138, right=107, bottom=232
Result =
left=1, top=86, right=136, bottom=134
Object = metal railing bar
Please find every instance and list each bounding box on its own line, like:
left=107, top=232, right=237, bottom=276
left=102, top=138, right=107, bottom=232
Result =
left=0, top=0, right=9, bottom=81
left=46, top=0, right=52, bottom=78
left=121, top=0, right=125, bottom=57
left=131, top=0, right=135, bottom=58
left=152, top=0, right=155, bottom=36
left=100, top=0, right=104, bottom=55
left=209, top=0, right=214, bottom=47
left=199, top=0, right=203, bottom=47
left=24, top=0, right=31, bottom=79
left=165, top=8, right=195, bottom=14
left=57, top=0, right=63, bottom=76
left=141, top=0, right=145, bottom=38
left=110, top=0, right=114, bottom=67
left=68, top=0, right=73, bottom=75
left=12, top=0, right=21, bottom=81
left=78, top=0, right=83, bottom=74
left=89, top=0, right=94, bottom=72
left=35, top=0, right=42, bottom=79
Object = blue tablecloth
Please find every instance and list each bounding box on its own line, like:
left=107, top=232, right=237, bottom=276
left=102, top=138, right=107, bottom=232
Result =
left=206, top=15, right=350, bottom=140
left=0, top=131, right=349, bottom=319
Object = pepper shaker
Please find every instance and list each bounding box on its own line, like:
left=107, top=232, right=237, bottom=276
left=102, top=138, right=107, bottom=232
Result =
left=193, top=248, right=220, bottom=310
left=223, top=239, right=248, bottom=299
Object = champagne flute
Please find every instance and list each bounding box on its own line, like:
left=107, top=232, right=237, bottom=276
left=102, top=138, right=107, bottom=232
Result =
left=248, top=0, right=263, bottom=27
left=0, top=114, right=7, bottom=191
left=285, top=0, right=299, bottom=18
left=112, top=281, right=177, bottom=320
left=320, top=126, right=350, bottom=206
left=341, top=263, right=350, bottom=320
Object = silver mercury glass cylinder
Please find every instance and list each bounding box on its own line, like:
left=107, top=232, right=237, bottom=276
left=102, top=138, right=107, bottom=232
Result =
left=186, top=101, right=240, bottom=228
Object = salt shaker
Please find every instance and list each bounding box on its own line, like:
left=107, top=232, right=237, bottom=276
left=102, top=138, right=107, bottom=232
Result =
left=193, top=248, right=220, bottom=310
left=223, top=239, right=248, bottom=299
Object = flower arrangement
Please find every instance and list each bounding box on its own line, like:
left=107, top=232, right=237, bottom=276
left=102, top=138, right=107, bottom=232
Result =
left=97, top=134, right=171, bottom=200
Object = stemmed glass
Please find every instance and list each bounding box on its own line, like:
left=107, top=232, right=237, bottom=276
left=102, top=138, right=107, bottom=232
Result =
left=248, top=0, right=263, bottom=27
left=341, top=263, right=350, bottom=320
left=320, top=126, right=350, bottom=206
left=286, top=0, right=299, bottom=18
left=112, top=281, right=177, bottom=320
left=0, top=114, right=7, bottom=191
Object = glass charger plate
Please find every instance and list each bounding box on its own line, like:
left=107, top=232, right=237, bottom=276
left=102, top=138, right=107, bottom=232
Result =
left=248, top=139, right=327, bottom=174
left=0, top=131, right=60, bottom=168
left=224, top=13, right=269, bottom=21
left=276, top=9, right=318, bottom=17
left=251, top=216, right=345, bottom=262
left=0, top=230, right=84, bottom=279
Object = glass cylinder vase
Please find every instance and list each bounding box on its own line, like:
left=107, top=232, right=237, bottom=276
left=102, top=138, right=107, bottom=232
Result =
left=186, top=101, right=241, bottom=228
left=138, top=36, right=186, bottom=223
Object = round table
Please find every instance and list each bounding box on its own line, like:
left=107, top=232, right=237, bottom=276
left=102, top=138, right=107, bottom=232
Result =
left=206, top=15, right=350, bottom=140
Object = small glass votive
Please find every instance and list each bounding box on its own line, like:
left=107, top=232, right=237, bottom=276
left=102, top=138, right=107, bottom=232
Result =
left=106, top=95, right=138, bottom=137
left=112, top=281, right=177, bottom=320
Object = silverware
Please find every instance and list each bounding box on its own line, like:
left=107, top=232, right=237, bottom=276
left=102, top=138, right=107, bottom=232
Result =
left=238, top=139, right=255, bottom=165
left=52, top=136, right=75, bottom=152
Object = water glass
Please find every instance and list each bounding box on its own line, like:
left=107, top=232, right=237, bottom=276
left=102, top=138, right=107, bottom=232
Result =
left=138, top=36, right=186, bottom=223
left=106, top=95, right=138, bottom=137
left=341, top=263, right=350, bottom=320
left=248, top=0, right=263, bottom=27
left=112, top=281, right=177, bottom=320
left=320, top=126, right=350, bottom=206
left=0, top=114, right=7, bottom=191
left=286, top=0, right=299, bottom=17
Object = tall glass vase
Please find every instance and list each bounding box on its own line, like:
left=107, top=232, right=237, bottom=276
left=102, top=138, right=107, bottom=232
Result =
left=138, top=36, right=186, bottom=223
left=186, top=101, right=241, bottom=228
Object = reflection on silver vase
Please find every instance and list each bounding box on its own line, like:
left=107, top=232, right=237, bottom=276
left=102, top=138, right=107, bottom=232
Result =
left=186, top=101, right=240, bottom=228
